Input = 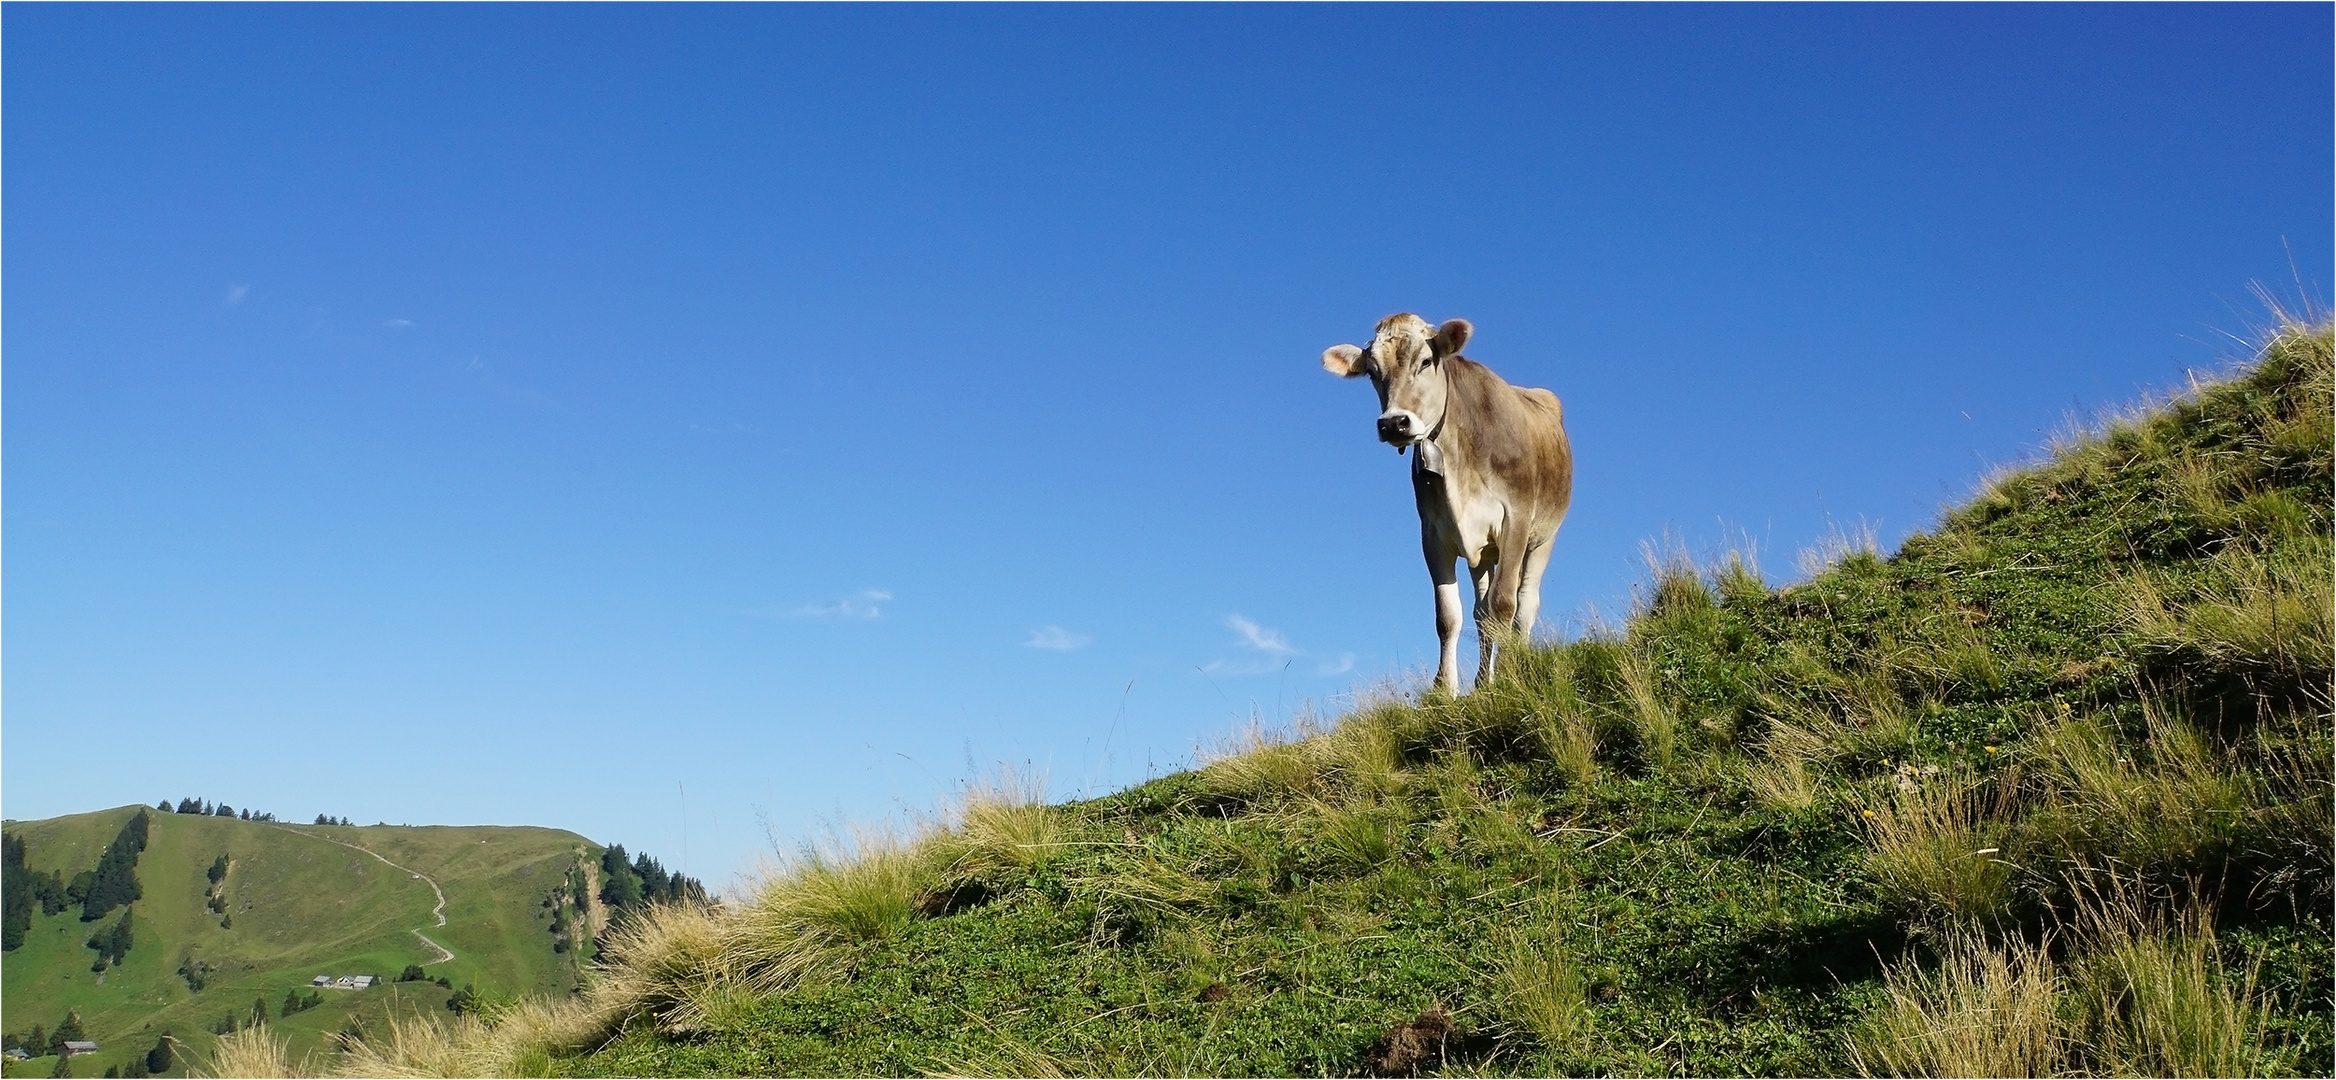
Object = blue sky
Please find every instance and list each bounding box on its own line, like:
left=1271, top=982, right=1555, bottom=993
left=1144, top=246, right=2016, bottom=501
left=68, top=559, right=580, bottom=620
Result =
left=6, top=5, right=2328, bottom=892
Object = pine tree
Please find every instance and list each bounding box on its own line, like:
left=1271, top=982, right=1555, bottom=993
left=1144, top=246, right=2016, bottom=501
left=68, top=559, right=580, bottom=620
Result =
left=79, top=813, right=150, bottom=922
left=86, top=910, right=134, bottom=966
left=51, top=1012, right=84, bottom=1056
left=144, top=1035, right=172, bottom=1075
left=4, top=833, right=33, bottom=951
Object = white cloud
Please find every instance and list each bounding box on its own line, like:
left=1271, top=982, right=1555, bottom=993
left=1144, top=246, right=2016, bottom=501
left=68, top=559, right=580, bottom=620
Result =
left=1226, top=614, right=1297, bottom=658
left=1024, top=625, right=1090, bottom=651
left=225, top=284, right=249, bottom=306
left=384, top=317, right=417, bottom=330
left=785, top=589, right=892, bottom=620
left=1204, top=613, right=1347, bottom=676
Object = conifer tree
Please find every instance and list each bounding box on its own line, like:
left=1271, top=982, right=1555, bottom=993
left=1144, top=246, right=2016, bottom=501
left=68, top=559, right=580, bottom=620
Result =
left=86, top=910, right=134, bottom=966
left=79, top=812, right=150, bottom=922
left=51, top=1012, right=84, bottom=1056
left=4, top=833, right=33, bottom=951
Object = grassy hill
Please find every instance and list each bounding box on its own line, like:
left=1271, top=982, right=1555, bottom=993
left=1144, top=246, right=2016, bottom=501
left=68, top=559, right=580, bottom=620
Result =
left=217, top=318, right=2328, bottom=1078
left=1, top=808, right=598, bottom=1077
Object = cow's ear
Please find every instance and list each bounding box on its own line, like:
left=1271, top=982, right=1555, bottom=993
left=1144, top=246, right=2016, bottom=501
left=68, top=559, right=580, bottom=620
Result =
left=1321, top=344, right=1369, bottom=377
left=1432, top=319, right=1473, bottom=357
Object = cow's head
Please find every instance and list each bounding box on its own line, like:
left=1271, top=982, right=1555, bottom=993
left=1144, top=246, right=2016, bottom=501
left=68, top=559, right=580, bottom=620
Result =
left=1321, top=313, right=1473, bottom=451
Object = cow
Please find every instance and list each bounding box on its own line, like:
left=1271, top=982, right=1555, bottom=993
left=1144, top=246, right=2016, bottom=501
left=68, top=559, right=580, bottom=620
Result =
left=1321, top=314, right=1573, bottom=693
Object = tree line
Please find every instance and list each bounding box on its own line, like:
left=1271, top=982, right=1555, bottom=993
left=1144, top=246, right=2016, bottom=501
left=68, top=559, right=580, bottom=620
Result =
left=3, top=811, right=153, bottom=952
left=597, top=844, right=708, bottom=916
left=161, top=797, right=276, bottom=823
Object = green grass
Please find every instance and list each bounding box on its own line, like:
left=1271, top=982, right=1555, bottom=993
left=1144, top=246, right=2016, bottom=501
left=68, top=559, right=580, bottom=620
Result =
left=167, top=317, right=2336, bottom=1078
left=0, top=809, right=595, bottom=1077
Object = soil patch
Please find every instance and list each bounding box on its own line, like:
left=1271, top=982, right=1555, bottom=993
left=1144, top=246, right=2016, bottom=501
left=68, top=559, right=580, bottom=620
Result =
left=1364, top=1008, right=1453, bottom=1077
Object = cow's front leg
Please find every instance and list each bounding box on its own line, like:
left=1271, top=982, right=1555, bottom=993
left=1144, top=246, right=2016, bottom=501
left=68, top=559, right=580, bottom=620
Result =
left=1424, top=536, right=1465, bottom=694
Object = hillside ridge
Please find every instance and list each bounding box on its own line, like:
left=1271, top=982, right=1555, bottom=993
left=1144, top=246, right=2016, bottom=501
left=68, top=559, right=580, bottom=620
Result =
left=209, top=319, right=2331, bottom=1079
left=2, top=808, right=598, bottom=1077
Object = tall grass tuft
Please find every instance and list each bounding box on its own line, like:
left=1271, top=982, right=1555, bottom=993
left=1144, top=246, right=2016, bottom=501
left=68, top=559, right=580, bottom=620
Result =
left=1756, top=670, right=1916, bottom=775
left=326, top=1010, right=527, bottom=1079
left=1197, top=710, right=1343, bottom=805
left=939, top=769, right=1066, bottom=875
left=587, top=898, right=745, bottom=1035
left=1864, top=771, right=2018, bottom=925
left=1616, top=648, right=1678, bottom=769
left=2125, top=535, right=2335, bottom=684
left=729, top=826, right=933, bottom=997
left=1852, top=930, right=2067, bottom=1078
left=1491, top=919, right=1592, bottom=1057
left=2020, top=701, right=2255, bottom=873
left=197, top=1025, right=306, bottom=1079
left=2069, top=881, right=2296, bottom=1078
left=1740, top=741, right=1820, bottom=811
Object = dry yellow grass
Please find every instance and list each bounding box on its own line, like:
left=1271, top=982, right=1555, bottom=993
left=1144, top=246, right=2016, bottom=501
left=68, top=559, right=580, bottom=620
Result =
left=197, top=1025, right=307, bottom=1079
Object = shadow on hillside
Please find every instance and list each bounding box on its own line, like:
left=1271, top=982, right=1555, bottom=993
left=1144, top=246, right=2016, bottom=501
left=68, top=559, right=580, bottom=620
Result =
left=1661, top=909, right=1904, bottom=1015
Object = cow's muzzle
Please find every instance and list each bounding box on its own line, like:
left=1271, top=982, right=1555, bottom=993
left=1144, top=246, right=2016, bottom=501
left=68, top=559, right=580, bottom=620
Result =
left=1377, top=412, right=1417, bottom=446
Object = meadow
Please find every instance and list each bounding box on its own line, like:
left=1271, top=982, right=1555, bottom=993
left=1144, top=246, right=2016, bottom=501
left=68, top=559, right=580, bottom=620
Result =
left=1, top=810, right=594, bottom=1077
left=209, top=317, right=2330, bottom=1078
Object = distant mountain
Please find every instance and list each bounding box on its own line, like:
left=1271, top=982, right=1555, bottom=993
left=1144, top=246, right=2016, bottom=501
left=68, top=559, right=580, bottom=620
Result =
left=1, top=806, right=602, bottom=1076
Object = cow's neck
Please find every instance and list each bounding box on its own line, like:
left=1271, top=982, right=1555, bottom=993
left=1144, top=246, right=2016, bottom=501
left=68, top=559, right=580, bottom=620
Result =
left=1410, top=360, right=1458, bottom=479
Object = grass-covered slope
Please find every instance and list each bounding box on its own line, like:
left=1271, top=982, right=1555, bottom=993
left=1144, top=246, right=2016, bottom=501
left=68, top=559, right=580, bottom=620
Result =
left=1, top=808, right=595, bottom=1077
left=223, top=320, right=2331, bottom=1079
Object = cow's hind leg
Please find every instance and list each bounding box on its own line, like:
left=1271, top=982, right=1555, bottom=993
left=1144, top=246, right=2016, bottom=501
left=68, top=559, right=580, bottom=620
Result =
left=1476, top=524, right=1535, bottom=687
left=1469, top=558, right=1500, bottom=688
left=1514, top=531, right=1560, bottom=644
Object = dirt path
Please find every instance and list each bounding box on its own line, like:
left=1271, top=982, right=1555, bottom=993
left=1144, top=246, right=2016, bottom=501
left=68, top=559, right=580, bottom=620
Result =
left=281, top=825, right=456, bottom=967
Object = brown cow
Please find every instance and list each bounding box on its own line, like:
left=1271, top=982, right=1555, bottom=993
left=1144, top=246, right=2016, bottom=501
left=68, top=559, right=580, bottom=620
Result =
left=1322, top=314, right=1573, bottom=692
